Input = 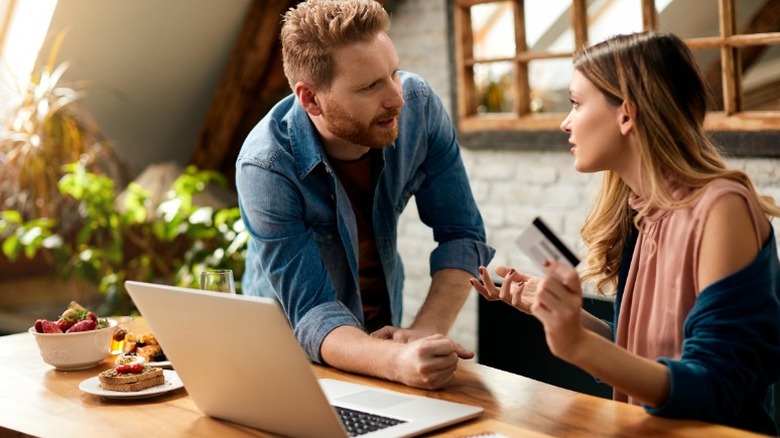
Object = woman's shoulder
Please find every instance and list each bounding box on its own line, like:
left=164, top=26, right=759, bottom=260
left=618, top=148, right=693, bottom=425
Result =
left=694, top=178, right=770, bottom=250
left=691, top=179, right=756, bottom=215
left=699, top=178, right=750, bottom=197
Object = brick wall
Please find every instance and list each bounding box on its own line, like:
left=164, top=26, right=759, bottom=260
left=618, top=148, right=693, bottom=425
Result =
left=389, top=0, right=780, bottom=354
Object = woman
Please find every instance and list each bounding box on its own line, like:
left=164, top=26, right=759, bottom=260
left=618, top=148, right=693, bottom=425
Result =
left=472, top=31, right=780, bottom=435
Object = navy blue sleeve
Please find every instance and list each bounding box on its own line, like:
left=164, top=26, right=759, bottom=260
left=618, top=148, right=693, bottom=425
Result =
left=645, top=234, right=780, bottom=435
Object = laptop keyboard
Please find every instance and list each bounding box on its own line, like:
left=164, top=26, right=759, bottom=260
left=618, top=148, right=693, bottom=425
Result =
left=335, top=405, right=407, bottom=436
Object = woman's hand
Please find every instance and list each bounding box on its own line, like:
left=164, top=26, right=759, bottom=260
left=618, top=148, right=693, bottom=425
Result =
left=531, top=260, right=587, bottom=362
left=470, top=265, right=538, bottom=314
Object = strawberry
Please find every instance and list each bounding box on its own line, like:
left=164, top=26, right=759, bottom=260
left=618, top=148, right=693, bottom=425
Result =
left=86, top=311, right=97, bottom=321
left=34, top=319, right=44, bottom=333
left=41, top=320, right=63, bottom=333
left=66, top=319, right=97, bottom=333
left=116, top=363, right=144, bottom=374
left=56, top=318, right=76, bottom=332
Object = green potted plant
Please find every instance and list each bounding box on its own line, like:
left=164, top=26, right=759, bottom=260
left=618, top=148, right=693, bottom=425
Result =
left=0, top=30, right=125, bottom=233
left=0, top=163, right=248, bottom=315
left=0, top=31, right=248, bottom=316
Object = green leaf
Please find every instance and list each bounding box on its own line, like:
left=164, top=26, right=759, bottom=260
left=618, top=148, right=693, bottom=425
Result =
left=189, top=206, right=213, bottom=225
left=2, top=234, right=21, bottom=260
left=20, top=227, right=44, bottom=246
left=1, top=210, right=23, bottom=224
left=42, top=234, right=63, bottom=249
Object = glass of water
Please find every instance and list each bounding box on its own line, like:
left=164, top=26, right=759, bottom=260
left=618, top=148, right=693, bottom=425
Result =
left=199, top=269, right=236, bottom=294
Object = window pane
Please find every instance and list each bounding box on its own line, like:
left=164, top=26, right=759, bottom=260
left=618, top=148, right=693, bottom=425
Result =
left=529, top=58, right=573, bottom=113
left=658, top=0, right=719, bottom=39
left=588, top=1, right=645, bottom=44
left=471, top=2, right=515, bottom=59
left=525, top=0, right=572, bottom=52
left=474, top=62, right=514, bottom=114
left=743, top=44, right=780, bottom=111
left=691, top=47, right=725, bottom=111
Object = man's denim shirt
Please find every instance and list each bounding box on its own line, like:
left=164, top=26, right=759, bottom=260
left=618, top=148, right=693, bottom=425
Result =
left=236, top=71, right=495, bottom=363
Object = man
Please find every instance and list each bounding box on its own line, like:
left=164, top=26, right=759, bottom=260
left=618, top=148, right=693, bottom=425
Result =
left=236, top=0, right=494, bottom=390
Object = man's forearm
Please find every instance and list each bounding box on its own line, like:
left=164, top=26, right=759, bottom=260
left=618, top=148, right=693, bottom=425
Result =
left=321, top=325, right=400, bottom=381
left=410, top=268, right=473, bottom=335
left=321, top=323, right=472, bottom=390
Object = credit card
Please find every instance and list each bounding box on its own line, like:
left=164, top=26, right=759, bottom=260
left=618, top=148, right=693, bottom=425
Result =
left=515, top=217, right=580, bottom=268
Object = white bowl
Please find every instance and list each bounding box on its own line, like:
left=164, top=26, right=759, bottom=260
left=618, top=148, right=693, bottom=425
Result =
left=29, top=319, right=117, bottom=371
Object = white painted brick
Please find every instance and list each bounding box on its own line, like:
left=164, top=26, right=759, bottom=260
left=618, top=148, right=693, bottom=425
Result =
left=471, top=159, right=518, bottom=181
left=743, top=158, right=780, bottom=186
left=512, top=163, right=559, bottom=184
left=490, top=181, right=546, bottom=204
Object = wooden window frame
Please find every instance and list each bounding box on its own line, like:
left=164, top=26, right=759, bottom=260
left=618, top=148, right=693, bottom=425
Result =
left=449, top=0, right=780, bottom=157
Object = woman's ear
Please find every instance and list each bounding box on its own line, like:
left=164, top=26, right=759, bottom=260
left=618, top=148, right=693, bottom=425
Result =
left=618, top=100, right=637, bottom=135
left=294, top=82, right=323, bottom=116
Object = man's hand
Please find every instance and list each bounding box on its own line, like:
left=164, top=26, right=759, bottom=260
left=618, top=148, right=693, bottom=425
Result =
left=322, top=325, right=473, bottom=390
left=370, top=325, right=433, bottom=343
left=391, top=334, right=474, bottom=390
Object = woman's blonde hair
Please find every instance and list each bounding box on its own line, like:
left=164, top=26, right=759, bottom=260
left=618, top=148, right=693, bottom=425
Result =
left=575, top=32, right=780, bottom=294
left=280, top=0, right=390, bottom=91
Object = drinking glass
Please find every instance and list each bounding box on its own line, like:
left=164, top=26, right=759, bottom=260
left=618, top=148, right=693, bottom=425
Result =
left=200, top=269, right=236, bottom=294
left=109, top=316, right=134, bottom=355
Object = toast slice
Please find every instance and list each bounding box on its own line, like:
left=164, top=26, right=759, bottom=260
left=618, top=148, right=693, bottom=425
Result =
left=99, top=366, right=164, bottom=392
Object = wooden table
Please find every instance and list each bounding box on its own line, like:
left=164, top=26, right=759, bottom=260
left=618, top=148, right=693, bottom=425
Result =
left=0, top=321, right=763, bottom=437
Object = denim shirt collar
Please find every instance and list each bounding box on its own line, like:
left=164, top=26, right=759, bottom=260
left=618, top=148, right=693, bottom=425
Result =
left=286, top=101, right=326, bottom=180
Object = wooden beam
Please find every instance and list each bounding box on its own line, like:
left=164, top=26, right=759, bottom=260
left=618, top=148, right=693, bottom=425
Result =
left=642, top=0, right=657, bottom=31
left=572, top=0, right=588, bottom=48
left=190, top=0, right=298, bottom=188
left=455, top=3, right=477, bottom=118
left=513, top=0, right=530, bottom=115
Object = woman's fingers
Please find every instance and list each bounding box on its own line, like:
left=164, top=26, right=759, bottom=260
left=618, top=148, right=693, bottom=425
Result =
left=470, top=266, right=499, bottom=300
left=542, top=260, right=581, bottom=293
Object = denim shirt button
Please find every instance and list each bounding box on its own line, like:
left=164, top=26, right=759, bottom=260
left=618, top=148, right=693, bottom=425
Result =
left=327, top=233, right=334, bottom=241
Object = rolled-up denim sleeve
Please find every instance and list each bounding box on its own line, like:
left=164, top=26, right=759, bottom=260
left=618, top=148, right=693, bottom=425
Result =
left=430, top=239, right=495, bottom=278
left=295, top=301, right=362, bottom=362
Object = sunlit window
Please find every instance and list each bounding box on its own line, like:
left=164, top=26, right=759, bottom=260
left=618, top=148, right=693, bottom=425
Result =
left=453, top=0, right=780, bottom=134
left=0, top=0, right=58, bottom=122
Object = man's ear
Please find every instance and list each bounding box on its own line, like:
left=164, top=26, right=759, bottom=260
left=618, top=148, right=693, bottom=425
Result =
left=619, top=100, right=637, bottom=135
left=294, top=82, right=323, bottom=116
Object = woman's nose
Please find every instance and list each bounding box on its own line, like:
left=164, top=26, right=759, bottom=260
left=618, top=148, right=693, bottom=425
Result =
left=560, top=111, right=573, bottom=133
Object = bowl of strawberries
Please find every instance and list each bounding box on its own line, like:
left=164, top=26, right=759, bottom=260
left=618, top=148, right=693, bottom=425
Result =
left=29, top=301, right=117, bottom=371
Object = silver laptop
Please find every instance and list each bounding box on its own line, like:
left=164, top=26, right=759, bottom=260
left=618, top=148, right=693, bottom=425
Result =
left=124, top=280, right=483, bottom=438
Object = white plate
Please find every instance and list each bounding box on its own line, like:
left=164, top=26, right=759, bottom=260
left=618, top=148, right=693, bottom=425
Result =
left=147, top=360, right=172, bottom=369
left=79, top=369, right=183, bottom=400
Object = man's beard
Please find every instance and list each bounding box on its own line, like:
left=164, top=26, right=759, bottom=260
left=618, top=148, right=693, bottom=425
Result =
left=322, top=100, right=401, bottom=148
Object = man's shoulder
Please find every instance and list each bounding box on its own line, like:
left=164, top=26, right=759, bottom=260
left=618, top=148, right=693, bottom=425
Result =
left=399, top=71, right=432, bottom=99
left=237, top=94, right=323, bottom=176
left=238, top=95, right=300, bottom=159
